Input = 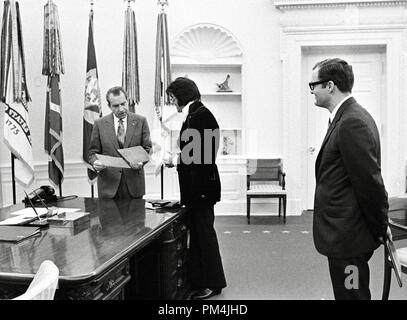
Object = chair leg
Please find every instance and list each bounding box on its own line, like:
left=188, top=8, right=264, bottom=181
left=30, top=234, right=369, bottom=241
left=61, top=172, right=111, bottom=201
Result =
left=283, top=196, right=287, bottom=224
left=278, top=198, right=281, bottom=217
left=382, top=247, right=392, bottom=300
left=247, top=196, right=251, bottom=224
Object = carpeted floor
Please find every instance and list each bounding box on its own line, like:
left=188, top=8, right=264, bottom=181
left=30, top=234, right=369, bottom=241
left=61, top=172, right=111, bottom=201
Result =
left=208, top=212, right=407, bottom=300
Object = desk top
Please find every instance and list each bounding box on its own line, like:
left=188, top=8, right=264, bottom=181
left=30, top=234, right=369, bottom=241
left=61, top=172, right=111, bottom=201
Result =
left=0, top=198, right=182, bottom=284
left=388, top=196, right=407, bottom=240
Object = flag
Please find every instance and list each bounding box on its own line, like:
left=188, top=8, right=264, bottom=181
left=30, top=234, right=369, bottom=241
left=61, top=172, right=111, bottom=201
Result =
left=83, top=8, right=102, bottom=184
left=43, top=0, right=64, bottom=187
left=44, top=75, right=64, bottom=186
left=152, top=10, right=172, bottom=175
left=1, top=0, right=35, bottom=188
left=122, top=3, right=139, bottom=113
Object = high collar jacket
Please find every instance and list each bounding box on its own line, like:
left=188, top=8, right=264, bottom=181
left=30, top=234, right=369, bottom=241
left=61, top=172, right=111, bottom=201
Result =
left=177, top=101, right=221, bottom=206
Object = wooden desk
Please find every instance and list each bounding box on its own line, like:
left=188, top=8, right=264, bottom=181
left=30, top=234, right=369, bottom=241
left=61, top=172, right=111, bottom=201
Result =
left=0, top=198, right=189, bottom=300
left=388, top=196, right=407, bottom=240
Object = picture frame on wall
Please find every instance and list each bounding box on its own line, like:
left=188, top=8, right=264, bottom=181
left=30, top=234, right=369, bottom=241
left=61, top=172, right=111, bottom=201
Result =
left=220, top=129, right=237, bottom=155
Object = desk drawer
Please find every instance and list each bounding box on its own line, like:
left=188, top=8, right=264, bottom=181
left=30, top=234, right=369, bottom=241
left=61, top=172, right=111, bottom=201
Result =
left=61, top=259, right=131, bottom=300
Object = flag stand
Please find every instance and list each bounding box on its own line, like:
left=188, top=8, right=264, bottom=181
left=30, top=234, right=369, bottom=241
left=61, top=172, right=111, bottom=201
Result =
left=11, top=153, right=16, bottom=204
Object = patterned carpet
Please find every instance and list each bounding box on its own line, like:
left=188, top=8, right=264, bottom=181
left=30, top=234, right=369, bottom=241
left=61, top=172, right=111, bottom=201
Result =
left=209, top=212, right=407, bottom=300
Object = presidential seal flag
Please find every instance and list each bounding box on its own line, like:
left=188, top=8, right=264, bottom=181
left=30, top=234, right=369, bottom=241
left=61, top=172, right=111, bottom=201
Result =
left=1, top=0, right=34, bottom=187
left=83, top=7, right=102, bottom=184
left=43, top=0, right=64, bottom=188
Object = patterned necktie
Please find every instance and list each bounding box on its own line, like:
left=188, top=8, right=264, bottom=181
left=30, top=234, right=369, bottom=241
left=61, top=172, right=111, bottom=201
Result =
left=117, top=119, right=125, bottom=148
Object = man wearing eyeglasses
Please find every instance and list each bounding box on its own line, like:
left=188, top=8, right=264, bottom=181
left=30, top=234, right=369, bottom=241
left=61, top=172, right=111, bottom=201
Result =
left=310, top=58, right=389, bottom=300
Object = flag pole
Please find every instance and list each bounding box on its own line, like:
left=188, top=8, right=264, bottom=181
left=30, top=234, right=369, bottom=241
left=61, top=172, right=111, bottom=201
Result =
left=11, top=153, right=16, bottom=204
left=161, top=167, right=164, bottom=200
left=160, top=82, right=164, bottom=200
left=58, top=179, right=62, bottom=197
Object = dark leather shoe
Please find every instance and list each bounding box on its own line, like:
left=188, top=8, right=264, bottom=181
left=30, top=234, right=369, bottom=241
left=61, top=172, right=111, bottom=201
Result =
left=190, top=288, right=222, bottom=300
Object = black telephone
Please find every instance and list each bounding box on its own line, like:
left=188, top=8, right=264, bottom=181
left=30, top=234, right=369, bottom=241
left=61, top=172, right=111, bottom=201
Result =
left=23, top=185, right=57, bottom=205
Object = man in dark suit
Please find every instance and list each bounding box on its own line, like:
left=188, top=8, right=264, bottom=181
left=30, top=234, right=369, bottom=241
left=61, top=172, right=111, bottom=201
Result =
left=310, top=58, right=389, bottom=300
left=89, top=86, right=152, bottom=199
left=165, top=77, right=226, bottom=300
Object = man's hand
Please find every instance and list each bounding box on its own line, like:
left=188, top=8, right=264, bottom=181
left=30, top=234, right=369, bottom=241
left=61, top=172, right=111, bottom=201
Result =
left=129, top=161, right=143, bottom=170
left=378, top=225, right=393, bottom=244
left=93, top=160, right=106, bottom=172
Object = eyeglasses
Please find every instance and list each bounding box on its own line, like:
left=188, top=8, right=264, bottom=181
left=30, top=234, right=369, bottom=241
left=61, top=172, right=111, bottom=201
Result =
left=308, top=80, right=330, bottom=91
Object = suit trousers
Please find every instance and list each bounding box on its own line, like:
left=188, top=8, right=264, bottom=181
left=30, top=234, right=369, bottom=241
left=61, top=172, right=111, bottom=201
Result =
left=187, top=201, right=227, bottom=290
left=114, top=174, right=142, bottom=199
left=327, top=251, right=374, bottom=300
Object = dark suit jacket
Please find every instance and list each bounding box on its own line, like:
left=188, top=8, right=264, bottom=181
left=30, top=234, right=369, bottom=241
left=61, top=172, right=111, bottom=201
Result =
left=313, top=97, right=388, bottom=259
left=177, top=101, right=221, bottom=206
left=88, top=112, right=152, bottom=198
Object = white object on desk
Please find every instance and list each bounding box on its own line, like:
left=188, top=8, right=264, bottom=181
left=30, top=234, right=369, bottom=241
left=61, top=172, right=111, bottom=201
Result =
left=10, top=208, right=48, bottom=217
left=0, top=215, right=34, bottom=225
left=10, top=207, right=80, bottom=217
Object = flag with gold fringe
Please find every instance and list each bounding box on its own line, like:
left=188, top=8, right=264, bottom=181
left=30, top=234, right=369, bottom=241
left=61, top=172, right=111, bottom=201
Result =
left=122, top=2, right=139, bottom=113
left=43, top=0, right=64, bottom=188
left=83, top=7, right=102, bottom=184
left=152, top=7, right=172, bottom=175
left=0, top=0, right=35, bottom=188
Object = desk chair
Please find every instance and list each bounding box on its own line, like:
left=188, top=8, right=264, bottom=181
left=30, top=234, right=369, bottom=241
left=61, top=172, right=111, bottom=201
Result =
left=246, top=158, right=287, bottom=224
left=13, top=260, right=59, bottom=300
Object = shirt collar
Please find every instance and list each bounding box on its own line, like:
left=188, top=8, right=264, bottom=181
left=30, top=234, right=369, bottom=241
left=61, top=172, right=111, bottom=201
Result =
left=330, top=94, right=352, bottom=123
left=181, top=101, right=194, bottom=122
left=113, top=114, right=127, bottom=123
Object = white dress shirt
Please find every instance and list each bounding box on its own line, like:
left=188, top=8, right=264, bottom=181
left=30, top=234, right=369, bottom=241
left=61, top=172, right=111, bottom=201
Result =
left=329, top=94, right=353, bottom=123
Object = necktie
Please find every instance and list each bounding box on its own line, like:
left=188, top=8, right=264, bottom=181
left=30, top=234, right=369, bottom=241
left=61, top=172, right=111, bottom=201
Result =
left=117, top=119, right=125, bottom=148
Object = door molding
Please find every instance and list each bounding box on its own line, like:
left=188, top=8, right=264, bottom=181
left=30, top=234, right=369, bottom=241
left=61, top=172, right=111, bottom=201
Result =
left=281, top=25, right=407, bottom=214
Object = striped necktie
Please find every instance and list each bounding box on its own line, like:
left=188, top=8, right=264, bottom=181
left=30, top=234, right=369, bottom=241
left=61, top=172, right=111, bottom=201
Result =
left=117, top=119, right=125, bottom=148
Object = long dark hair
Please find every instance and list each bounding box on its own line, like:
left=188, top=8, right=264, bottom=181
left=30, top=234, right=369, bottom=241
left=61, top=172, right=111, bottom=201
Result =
left=166, top=77, right=201, bottom=107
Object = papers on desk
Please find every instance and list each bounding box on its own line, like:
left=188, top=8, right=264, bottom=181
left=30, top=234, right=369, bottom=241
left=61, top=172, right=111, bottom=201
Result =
left=0, top=207, right=81, bottom=225
left=0, top=215, right=35, bottom=225
left=10, top=207, right=48, bottom=217
left=10, top=207, right=80, bottom=217
left=0, top=226, right=41, bottom=242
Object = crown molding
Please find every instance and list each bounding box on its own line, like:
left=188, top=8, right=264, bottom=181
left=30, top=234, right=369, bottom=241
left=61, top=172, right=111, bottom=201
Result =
left=273, top=0, right=407, bottom=10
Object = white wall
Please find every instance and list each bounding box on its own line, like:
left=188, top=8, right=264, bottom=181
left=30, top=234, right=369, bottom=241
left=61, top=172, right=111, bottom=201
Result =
left=0, top=0, right=283, bottom=206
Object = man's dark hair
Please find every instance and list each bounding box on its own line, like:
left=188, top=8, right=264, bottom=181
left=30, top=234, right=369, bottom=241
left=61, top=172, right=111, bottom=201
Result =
left=166, top=77, right=201, bottom=107
left=313, top=58, right=354, bottom=93
left=106, top=86, right=128, bottom=106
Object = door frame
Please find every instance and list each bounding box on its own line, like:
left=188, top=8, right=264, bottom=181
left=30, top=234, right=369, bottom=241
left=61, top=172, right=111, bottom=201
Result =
left=281, top=25, right=407, bottom=214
